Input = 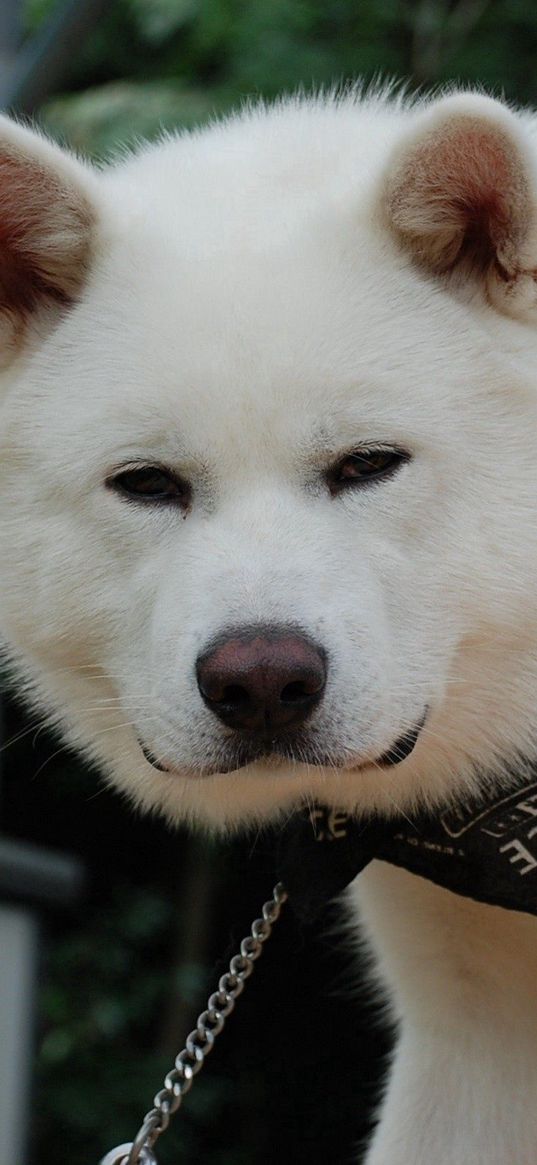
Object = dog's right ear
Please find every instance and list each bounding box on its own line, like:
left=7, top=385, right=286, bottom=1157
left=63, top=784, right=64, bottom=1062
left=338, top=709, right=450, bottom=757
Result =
left=0, top=115, right=98, bottom=359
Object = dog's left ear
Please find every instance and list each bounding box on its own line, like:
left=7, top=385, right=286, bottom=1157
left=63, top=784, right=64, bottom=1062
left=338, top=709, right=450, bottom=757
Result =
left=384, top=94, right=537, bottom=321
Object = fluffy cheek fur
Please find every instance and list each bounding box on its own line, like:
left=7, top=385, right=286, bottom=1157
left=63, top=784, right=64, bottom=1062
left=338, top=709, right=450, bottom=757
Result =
left=0, top=469, right=454, bottom=829
left=2, top=419, right=537, bottom=835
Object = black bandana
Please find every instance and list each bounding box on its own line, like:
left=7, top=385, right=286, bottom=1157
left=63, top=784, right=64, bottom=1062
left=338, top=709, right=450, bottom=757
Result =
left=278, top=776, right=537, bottom=923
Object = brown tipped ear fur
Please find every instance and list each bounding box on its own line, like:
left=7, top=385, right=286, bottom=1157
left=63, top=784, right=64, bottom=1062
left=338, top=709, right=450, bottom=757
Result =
left=0, top=114, right=97, bottom=354
left=384, top=94, right=537, bottom=320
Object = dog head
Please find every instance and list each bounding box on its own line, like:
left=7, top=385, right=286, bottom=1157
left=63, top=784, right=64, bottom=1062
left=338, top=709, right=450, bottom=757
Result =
left=2, top=92, right=537, bottom=829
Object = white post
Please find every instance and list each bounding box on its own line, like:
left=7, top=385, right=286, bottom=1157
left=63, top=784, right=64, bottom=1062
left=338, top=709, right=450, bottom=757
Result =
left=0, top=904, right=38, bottom=1165
left=0, top=837, right=84, bottom=1165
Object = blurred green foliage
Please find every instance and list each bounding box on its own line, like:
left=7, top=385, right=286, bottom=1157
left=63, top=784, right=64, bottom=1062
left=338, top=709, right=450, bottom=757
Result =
left=22, top=0, right=537, bottom=155
left=36, top=883, right=242, bottom=1164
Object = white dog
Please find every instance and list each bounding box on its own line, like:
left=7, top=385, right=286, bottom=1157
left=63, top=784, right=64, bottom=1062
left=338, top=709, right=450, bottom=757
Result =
left=1, top=87, right=537, bottom=1163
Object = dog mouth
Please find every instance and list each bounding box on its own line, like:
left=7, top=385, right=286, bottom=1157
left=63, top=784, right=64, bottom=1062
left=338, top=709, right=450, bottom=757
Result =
left=139, top=711, right=427, bottom=777
left=375, top=714, right=426, bottom=766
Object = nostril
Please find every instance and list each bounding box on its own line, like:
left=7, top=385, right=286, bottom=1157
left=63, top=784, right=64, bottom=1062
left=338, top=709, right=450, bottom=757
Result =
left=219, top=684, right=251, bottom=709
left=281, top=679, right=319, bottom=705
left=198, top=678, right=250, bottom=708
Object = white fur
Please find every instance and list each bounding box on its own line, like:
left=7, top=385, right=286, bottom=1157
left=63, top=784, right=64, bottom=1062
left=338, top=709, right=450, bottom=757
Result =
left=1, top=88, right=537, bottom=1161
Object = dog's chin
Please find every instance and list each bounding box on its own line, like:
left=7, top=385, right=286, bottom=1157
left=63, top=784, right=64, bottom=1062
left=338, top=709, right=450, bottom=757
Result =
left=139, top=713, right=426, bottom=779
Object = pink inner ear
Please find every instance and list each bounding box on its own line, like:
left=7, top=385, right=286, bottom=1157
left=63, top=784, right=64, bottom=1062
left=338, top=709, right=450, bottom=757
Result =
left=0, top=150, right=92, bottom=325
left=388, top=118, right=530, bottom=276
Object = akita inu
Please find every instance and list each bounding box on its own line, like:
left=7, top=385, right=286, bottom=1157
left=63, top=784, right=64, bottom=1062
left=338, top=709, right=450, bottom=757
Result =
left=1, top=89, right=537, bottom=1162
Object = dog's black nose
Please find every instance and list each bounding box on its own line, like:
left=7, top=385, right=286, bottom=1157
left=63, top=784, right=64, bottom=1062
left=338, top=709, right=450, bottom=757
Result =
left=196, top=626, right=327, bottom=734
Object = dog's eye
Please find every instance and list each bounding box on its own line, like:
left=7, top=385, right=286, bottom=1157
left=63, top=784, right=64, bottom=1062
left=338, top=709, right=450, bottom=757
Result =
left=328, top=449, right=408, bottom=493
left=106, top=466, right=190, bottom=507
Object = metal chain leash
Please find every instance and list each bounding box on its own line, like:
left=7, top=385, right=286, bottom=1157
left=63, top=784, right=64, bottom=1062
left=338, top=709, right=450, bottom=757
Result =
left=100, top=881, right=288, bottom=1165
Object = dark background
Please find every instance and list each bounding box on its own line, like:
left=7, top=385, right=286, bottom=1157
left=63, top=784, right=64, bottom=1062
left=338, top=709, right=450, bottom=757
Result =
left=2, top=2, right=537, bottom=1162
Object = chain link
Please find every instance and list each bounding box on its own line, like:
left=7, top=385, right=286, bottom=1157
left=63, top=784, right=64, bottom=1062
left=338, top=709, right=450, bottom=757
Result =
left=100, top=882, right=288, bottom=1165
